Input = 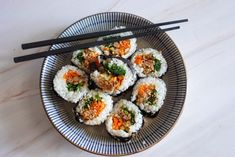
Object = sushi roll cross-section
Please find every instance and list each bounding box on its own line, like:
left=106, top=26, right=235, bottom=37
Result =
left=53, top=65, right=88, bottom=103
left=74, top=90, right=113, bottom=125
left=132, top=48, right=167, bottom=77
left=106, top=99, right=143, bottom=142
left=90, top=57, right=136, bottom=95
left=131, top=77, right=167, bottom=116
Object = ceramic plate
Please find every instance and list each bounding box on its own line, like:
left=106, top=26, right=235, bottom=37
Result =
left=40, top=12, right=187, bottom=156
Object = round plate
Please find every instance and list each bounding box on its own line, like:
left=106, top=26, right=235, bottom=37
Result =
left=40, top=12, right=187, bottom=156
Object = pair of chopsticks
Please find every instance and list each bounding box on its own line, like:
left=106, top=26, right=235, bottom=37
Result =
left=14, top=19, right=188, bottom=63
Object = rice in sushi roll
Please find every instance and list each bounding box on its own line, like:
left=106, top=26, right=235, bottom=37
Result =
left=90, top=57, right=136, bottom=95
left=105, top=99, right=143, bottom=142
left=74, top=90, right=113, bottom=125
left=131, top=48, right=167, bottom=77
left=53, top=65, right=88, bottom=103
left=98, top=26, right=137, bottom=58
left=71, top=47, right=102, bottom=73
left=131, top=77, right=167, bottom=116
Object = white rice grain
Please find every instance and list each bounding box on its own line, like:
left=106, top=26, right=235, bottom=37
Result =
left=53, top=65, right=88, bottom=103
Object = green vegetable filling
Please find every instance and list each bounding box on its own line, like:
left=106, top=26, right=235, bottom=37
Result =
left=83, top=94, right=102, bottom=109
left=67, top=82, right=83, bottom=92
left=76, top=51, right=85, bottom=62
left=103, top=61, right=126, bottom=76
left=94, top=94, right=102, bottom=101
left=121, top=106, right=135, bottom=125
left=147, top=89, right=158, bottom=106
left=154, top=58, right=161, bottom=71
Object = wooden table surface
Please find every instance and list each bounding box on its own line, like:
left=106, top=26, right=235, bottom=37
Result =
left=1, top=0, right=234, bottom=156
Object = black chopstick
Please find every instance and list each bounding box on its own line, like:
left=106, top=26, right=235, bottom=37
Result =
left=14, top=26, right=179, bottom=63
left=21, top=19, right=188, bottom=49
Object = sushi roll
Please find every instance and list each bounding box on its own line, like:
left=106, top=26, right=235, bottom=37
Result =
left=131, top=48, right=167, bottom=77
left=71, top=47, right=102, bottom=73
left=105, top=99, right=143, bottom=142
left=90, top=57, right=136, bottom=95
left=53, top=65, right=88, bottom=103
left=98, top=26, right=137, bottom=58
left=131, top=77, right=167, bottom=116
left=74, top=90, right=113, bottom=125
